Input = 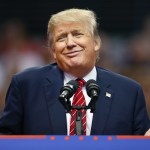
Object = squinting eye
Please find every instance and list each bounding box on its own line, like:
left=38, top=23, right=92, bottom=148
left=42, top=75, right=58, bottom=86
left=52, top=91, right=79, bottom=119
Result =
left=74, top=33, right=84, bottom=38
left=57, top=37, right=66, bottom=42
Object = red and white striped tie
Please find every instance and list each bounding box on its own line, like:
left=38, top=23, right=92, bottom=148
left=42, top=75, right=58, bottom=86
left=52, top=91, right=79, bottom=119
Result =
left=70, top=78, right=86, bottom=135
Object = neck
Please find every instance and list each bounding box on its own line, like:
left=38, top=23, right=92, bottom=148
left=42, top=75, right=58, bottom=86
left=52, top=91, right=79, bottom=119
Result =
left=65, top=66, right=95, bottom=78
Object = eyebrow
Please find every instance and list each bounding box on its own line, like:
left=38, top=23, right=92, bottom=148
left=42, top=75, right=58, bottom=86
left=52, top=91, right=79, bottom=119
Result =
left=57, top=29, right=84, bottom=36
left=55, top=33, right=67, bottom=40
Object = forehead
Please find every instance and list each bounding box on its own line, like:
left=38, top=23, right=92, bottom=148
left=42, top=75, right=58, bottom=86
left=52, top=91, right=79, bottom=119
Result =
left=53, top=22, right=88, bottom=35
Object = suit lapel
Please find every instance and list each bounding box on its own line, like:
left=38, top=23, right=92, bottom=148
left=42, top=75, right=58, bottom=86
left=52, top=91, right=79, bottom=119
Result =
left=44, top=64, right=67, bottom=134
left=91, top=68, right=114, bottom=135
left=43, top=64, right=114, bottom=135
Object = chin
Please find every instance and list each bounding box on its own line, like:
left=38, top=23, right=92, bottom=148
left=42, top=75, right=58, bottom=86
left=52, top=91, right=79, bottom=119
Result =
left=68, top=60, right=84, bottom=67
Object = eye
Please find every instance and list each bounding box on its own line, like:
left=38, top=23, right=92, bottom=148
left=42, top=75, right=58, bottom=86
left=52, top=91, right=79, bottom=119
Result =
left=56, top=36, right=66, bottom=42
left=74, top=32, right=84, bottom=38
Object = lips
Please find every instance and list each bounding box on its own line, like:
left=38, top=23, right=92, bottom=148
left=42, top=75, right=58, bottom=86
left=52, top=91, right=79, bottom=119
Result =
left=63, top=50, right=83, bottom=57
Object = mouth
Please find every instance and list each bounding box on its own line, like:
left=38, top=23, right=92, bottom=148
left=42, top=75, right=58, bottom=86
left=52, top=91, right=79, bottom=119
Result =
left=63, top=50, right=83, bottom=57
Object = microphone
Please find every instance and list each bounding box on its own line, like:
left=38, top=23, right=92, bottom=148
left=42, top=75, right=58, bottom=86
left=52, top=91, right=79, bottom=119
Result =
left=59, top=80, right=79, bottom=99
left=86, top=79, right=100, bottom=112
left=86, top=79, right=100, bottom=98
left=59, top=80, right=79, bottom=112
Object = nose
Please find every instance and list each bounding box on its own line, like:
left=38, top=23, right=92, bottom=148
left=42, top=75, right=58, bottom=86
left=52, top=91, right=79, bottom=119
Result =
left=66, top=34, right=76, bottom=49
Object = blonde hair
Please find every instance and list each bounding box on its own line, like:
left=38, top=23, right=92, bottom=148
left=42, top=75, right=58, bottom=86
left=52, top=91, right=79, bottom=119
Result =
left=47, top=8, right=100, bottom=50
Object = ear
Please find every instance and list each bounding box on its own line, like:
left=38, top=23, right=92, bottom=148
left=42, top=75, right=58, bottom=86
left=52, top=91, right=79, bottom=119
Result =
left=94, top=36, right=101, bottom=52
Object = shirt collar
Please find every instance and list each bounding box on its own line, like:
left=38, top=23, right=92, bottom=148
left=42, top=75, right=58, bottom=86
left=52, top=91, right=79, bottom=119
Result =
left=64, top=67, right=97, bottom=85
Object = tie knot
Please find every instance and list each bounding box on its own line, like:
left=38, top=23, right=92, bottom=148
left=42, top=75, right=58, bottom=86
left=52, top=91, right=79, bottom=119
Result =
left=76, top=78, right=85, bottom=87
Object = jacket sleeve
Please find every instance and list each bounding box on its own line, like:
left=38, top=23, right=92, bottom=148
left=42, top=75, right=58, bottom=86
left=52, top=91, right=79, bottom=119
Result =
left=0, top=75, right=23, bottom=134
left=133, top=85, right=150, bottom=134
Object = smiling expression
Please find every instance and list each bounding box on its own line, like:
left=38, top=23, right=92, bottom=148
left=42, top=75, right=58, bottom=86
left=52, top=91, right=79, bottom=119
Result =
left=52, top=22, right=100, bottom=77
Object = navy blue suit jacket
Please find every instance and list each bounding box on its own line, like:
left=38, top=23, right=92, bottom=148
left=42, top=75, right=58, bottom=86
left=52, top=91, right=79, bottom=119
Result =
left=0, top=63, right=149, bottom=135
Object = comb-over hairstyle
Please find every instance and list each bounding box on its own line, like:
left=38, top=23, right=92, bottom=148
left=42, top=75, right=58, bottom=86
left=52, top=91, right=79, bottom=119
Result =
left=47, top=8, right=100, bottom=50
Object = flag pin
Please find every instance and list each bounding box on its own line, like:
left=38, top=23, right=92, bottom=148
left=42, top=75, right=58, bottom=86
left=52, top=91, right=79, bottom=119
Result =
left=106, top=92, right=111, bottom=98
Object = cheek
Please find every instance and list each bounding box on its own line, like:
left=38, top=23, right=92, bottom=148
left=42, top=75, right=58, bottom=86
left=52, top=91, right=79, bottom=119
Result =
left=54, top=43, right=65, bottom=53
left=52, top=45, right=64, bottom=60
left=52, top=45, right=61, bottom=58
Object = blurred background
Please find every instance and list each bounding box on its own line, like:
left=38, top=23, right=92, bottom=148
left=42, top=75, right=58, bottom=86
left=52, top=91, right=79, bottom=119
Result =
left=0, top=0, right=150, bottom=116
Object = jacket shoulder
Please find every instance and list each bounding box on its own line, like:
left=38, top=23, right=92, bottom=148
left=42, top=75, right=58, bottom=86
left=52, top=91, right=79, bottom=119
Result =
left=96, top=66, right=141, bottom=88
left=13, top=63, right=58, bottom=81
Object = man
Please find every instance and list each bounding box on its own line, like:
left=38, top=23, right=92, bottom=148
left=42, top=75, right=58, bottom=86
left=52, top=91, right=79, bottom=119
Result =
left=0, top=8, right=149, bottom=135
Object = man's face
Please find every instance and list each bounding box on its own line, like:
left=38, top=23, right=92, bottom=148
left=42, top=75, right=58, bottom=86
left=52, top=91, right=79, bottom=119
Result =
left=52, top=22, right=100, bottom=77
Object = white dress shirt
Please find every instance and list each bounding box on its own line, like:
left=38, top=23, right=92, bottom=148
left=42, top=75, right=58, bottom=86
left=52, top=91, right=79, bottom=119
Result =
left=64, top=67, right=97, bottom=136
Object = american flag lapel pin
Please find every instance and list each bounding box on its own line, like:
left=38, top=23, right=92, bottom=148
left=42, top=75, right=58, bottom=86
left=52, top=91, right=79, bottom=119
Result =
left=106, top=92, right=111, bottom=98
